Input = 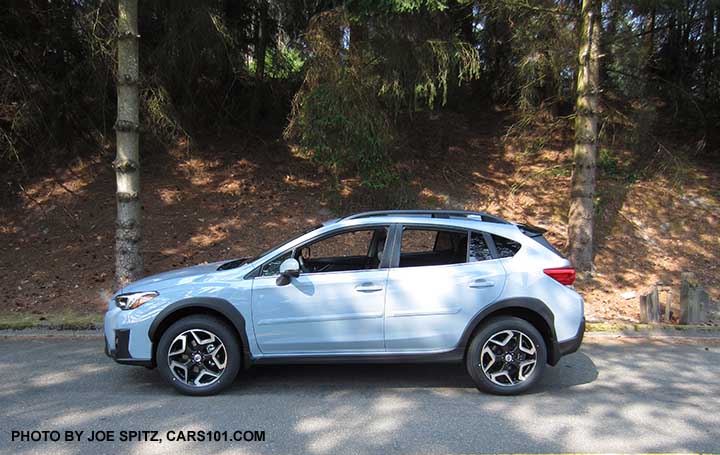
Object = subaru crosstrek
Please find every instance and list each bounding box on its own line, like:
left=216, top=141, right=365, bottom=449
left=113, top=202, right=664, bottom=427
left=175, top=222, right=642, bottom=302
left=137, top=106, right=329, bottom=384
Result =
left=105, top=210, right=585, bottom=395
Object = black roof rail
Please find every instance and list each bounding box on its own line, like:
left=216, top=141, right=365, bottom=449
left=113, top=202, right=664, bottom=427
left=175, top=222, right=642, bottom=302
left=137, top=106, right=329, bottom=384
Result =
left=343, top=210, right=510, bottom=224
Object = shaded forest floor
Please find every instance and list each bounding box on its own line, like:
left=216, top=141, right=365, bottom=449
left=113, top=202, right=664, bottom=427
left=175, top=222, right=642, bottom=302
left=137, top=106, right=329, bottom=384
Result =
left=1, top=109, right=718, bottom=323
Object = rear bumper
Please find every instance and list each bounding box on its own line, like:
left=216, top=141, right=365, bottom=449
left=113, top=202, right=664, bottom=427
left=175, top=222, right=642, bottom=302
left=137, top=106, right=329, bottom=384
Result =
left=105, top=328, right=153, bottom=367
left=549, top=317, right=585, bottom=365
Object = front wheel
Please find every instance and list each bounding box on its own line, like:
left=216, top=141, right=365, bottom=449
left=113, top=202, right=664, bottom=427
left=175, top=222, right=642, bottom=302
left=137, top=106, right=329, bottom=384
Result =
left=156, top=315, right=241, bottom=396
left=466, top=316, right=547, bottom=395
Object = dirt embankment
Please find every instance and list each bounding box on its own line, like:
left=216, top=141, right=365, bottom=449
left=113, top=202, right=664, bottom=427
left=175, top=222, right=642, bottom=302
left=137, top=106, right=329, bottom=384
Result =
left=1, top=111, right=718, bottom=322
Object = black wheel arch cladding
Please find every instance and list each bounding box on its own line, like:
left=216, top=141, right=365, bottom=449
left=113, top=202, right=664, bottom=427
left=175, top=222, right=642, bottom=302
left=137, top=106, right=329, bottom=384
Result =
left=148, top=297, right=250, bottom=366
left=459, top=297, right=561, bottom=365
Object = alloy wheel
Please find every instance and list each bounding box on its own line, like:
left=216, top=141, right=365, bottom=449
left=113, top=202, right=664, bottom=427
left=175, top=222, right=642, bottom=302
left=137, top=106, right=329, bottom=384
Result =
left=479, top=329, right=537, bottom=386
left=167, top=329, right=227, bottom=387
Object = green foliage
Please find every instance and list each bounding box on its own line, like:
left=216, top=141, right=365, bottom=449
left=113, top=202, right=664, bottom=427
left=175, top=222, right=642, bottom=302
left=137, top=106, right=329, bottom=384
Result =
left=290, top=81, right=395, bottom=189
left=286, top=9, right=395, bottom=189
left=598, top=148, right=640, bottom=183
left=0, top=0, right=323, bottom=182
left=349, top=0, right=451, bottom=14
left=286, top=6, right=481, bottom=190
left=2, top=0, right=719, bottom=195
left=598, top=148, right=619, bottom=175
left=478, top=1, right=577, bottom=112
left=0, top=0, right=117, bottom=177
left=266, top=47, right=306, bottom=80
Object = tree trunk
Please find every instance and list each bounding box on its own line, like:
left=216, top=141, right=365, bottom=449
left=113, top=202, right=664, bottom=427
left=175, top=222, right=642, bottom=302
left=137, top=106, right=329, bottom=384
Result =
left=115, top=0, right=143, bottom=288
left=568, top=0, right=601, bottom=273
left=600, top=0, right=618, bottom=89
left=703, top=3, right=716, bottom=98
left=251, top=0, right=269, bottom=125
left=644, top=7, right=656, bottom=74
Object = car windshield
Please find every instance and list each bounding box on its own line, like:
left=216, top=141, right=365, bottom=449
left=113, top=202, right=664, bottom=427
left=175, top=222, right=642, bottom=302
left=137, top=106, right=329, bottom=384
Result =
left=250, top=224, right=322, bottom=261
left=217, top=224, right=323, bottom=271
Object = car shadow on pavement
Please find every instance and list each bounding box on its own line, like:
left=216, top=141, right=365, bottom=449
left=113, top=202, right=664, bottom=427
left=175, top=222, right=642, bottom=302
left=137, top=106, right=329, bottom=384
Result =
left=3, top=339, right=720, bottom=454
left=219, top=350, right=598, bottom=394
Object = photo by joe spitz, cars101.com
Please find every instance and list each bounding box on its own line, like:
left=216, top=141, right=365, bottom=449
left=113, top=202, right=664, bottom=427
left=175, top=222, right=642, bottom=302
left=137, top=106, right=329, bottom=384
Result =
left=105, top=210, right=585, bottom=396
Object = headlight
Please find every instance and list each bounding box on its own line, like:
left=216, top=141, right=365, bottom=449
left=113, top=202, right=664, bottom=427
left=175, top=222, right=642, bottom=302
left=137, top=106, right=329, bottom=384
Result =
left=115, top=291, right=159, bottom=310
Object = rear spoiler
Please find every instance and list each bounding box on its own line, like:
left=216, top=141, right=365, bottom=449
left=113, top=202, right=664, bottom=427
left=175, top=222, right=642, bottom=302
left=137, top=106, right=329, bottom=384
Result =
left=516, top=223, right=563, bottom=258
left=516, top=223, right=546, bottom=236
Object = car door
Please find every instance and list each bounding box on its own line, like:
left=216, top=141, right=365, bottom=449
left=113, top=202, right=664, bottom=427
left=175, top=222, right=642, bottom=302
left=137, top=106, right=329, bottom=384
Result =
left=251, top=227, right=390, bottom=354
left=384, top=227, right=505, bottom=352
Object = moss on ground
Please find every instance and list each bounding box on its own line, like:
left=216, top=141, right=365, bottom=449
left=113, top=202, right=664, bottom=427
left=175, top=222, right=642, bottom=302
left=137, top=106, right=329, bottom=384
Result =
left=586, top=321, right=720, bottom=332
left=0, top=312, right=103, bottom=330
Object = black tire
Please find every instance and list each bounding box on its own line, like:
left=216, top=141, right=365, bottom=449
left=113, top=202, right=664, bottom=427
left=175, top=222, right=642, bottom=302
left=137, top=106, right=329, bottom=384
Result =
left=466, top=316, right=547, bottom=395
left=156, top=315, right=241, bottom=396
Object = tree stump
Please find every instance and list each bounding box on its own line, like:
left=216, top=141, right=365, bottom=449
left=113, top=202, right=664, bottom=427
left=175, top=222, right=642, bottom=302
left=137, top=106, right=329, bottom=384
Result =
left=639, top=286, right=661, bottom=323
left=680, top=272, right=709, bottom=324
left=656, top=284, right=673, bottom=322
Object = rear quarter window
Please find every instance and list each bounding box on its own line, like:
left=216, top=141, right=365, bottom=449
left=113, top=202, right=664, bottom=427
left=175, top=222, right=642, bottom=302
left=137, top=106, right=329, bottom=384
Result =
left=469, top=232, right=493, bottom=261
left=492, top=235, right=522, bottom=258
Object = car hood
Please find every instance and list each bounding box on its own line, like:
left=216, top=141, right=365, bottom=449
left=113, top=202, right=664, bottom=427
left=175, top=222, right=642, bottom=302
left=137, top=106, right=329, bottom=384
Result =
left=118, top=260, right=238, bottom=294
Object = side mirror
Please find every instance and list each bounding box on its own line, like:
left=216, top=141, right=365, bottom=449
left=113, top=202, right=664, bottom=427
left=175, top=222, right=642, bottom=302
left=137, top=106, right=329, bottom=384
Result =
left=276, top=258, right=300, bottom=286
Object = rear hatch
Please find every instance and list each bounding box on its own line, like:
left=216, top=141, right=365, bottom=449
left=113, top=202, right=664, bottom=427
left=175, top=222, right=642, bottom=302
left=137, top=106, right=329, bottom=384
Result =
left=517, top=223, right=576, bottom=285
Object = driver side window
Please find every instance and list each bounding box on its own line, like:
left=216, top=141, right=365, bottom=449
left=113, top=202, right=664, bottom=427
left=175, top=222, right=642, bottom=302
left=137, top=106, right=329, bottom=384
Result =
left=260, top=251, right=292, bottom=277
left=299, top=228, right=387, bottom=274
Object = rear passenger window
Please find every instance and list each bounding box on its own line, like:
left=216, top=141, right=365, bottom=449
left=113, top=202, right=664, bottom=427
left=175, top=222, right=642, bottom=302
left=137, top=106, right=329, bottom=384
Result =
left=469, top=232, right=493, bottom=261
left=400, top=229, right=467, bottom=267
left=493, top=235, right=521, bottom=258
left=401, top=230, right=437, bottom=254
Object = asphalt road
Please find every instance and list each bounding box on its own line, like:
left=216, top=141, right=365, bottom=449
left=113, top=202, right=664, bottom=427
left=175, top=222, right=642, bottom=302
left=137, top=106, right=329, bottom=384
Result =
left=1, top=335, right=718, bottom=455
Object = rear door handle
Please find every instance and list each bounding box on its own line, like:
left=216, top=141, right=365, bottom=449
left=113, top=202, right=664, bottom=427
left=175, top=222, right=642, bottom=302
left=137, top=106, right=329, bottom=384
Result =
left=355, top=283, right=384, bottom=293
left=469, top=279, right=495, bottom=288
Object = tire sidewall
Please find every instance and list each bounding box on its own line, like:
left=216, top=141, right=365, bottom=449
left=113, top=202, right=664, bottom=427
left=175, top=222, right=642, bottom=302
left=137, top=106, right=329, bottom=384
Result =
left=466, top=316, right=547, bottom=395
left=156, top=315, right=241, bottom=396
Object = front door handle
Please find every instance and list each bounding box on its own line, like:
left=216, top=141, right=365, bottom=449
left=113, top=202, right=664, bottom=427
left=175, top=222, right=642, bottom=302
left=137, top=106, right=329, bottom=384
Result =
left=355, top=283, right=384, bottom=293
left=469, top=279, right=495, bottom=288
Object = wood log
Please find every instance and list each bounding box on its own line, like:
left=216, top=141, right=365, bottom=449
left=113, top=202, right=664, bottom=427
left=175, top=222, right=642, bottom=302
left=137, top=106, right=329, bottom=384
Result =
left=639, top=285, right=661, bottom=323
left=680, top=272, right=709, bottom=324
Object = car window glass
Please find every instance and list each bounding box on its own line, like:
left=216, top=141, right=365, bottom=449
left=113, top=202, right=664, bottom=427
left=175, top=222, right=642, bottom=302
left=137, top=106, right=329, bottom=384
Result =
left=401, top=230, right=437, bottom=253
left=308, top=230, right=375, bottom=259
left=469, top=232, right=493, bottom=261
left=434, top=231, right=454, bottom=252
left=260, top=251, right=292, bottom=276
left=400, top=229, right=467, bottom=267
left=493, top=235, right=522, bottom=258
left=296, top=228, right=386, bottom=274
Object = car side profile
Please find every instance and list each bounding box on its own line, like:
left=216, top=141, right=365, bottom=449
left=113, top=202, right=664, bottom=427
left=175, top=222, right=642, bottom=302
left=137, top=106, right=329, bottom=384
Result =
left=105, top=210, right=585, bottom=396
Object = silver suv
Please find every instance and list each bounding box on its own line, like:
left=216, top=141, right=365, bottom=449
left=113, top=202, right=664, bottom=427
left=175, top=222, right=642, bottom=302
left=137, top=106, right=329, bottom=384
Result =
left=105, top=210, right=585, bottom=395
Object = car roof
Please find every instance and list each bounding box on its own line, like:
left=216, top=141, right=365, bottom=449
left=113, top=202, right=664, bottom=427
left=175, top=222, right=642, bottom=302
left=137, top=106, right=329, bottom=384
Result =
left=336, top=209, right=510, bottom=224
left=322, top=210, right=522, bottom=238
left=242, top=210, right=532, bottom=271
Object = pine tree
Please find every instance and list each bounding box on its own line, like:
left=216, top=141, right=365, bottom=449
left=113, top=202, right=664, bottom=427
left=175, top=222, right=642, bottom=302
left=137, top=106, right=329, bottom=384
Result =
left=114, top=0, right=143, bottom=287
left=568, top=0, right=601, bottom=273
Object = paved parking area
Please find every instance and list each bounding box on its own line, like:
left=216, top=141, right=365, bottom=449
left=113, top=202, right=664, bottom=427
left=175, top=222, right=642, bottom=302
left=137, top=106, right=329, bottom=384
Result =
left=1, top=335, right=718, bottom=454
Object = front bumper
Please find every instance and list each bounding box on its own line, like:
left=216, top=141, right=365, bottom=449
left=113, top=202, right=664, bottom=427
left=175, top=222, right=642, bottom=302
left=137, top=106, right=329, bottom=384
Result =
left=105, top=329, right=154, bottom=367
left=104, top=306, right=155, bottom=367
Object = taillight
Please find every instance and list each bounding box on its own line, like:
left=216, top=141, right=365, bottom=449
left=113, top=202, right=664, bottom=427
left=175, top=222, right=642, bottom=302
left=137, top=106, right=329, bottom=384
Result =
left=544, top=267, right=576, bottom=285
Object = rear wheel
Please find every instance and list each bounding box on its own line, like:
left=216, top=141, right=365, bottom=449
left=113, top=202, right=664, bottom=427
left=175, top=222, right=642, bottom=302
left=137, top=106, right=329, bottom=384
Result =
left=156, top=315, right=241, bottom=396
left=466, top=316, right=546, bottom=395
